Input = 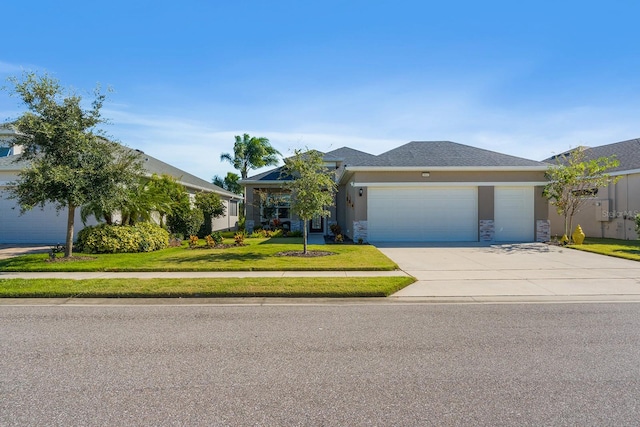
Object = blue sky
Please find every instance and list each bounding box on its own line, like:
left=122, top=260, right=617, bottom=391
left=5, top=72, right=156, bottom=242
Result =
left=2, top=1, right=639, bottom=181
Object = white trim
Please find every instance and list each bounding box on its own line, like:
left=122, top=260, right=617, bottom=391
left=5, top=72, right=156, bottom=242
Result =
left=345, top=165, right=548, bottom=172
left=610, top=168, right=640, bottom=177
left=352, top=181, right=548, bottom=187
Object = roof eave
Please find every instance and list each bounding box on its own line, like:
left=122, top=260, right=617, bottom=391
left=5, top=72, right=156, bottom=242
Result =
left=345, top=166, right=549, bottom=172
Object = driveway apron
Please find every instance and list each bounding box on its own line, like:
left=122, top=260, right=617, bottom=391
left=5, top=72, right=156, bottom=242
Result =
left=374, top=242, right=640, bottom=298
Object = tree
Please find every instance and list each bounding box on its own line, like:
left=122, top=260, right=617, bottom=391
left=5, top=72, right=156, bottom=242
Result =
left=195, top=191, right=226, bottom=236
left=212, top=172, right=242, bottom=195
left=283, top=149, right=337, bottom=254
left=220, top=133, right=280, bottom=179
left=4, top=72, right=143, bottom=257
left=543, top=147, right=620, bottom=242
left=195, top=192, right=226, bottom=218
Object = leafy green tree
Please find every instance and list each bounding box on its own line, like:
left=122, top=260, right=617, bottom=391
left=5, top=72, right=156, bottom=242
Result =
left=4, top=72, right=142, bottom=257
left=167, top=197, right=204, bottom=238
left=543, top=147, right=620, bottom=242
left=143, top=174, right=187, bottom=227
left=212, top=172, right=242, bottom=195
left=283, top=149, right=337, bottom=254
left=195, top=191, right=226, bottom=236
left=195, top=192, right=226, bottom=218
left=220, top=134, right=280, bottom=179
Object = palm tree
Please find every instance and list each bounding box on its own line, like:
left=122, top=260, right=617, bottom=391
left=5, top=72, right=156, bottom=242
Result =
left=220, top=134, right=281, bottom=179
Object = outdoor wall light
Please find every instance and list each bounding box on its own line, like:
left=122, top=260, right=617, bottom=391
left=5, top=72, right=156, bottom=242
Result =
left=422, top=172, right=430, bottom=177
left=359, top=188, right=363, bottom=197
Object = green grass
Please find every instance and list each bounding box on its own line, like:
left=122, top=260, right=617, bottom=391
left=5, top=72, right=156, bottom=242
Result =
left=568, top=238, right=640, bottom=261
left=0, top=237, right=398, bottom=272
left=0, top=277, right=415, bottom=298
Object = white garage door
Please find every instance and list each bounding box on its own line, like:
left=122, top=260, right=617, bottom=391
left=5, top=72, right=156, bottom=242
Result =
left=494, top=187, right=534, bottom=242
left=0, top=192, right=95, bottom=244
left=368, top=187, right=478, bottom=242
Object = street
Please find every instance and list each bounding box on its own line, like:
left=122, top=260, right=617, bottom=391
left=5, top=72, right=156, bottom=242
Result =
left=2, top=302, right=640, bottom=426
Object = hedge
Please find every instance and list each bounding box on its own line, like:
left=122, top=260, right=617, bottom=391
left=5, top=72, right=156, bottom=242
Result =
left=76, top=223, right=170, bottom=253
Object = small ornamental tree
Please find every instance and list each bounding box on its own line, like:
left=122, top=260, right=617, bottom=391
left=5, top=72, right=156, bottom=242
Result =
left=543, top=147, right=620, bottom=242
left=195, top=191, right=226, bottom=236
left=4, top=72, right=143, bottom=257
left=283, top=149, right=337, bottom=254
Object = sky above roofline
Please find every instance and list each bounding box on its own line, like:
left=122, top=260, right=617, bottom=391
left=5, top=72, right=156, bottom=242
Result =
left=1, top=1, right=639, bottom=182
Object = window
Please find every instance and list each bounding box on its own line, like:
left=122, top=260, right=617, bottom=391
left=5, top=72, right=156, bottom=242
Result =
left=229, top=201, right=238, bottom=216
left=261, top=193, right=291, bottom=221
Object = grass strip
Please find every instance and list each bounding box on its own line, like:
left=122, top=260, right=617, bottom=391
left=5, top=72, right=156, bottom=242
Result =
left=567, top=238, right=640, bottom=262
left=0, top=277, right=415, bottom=298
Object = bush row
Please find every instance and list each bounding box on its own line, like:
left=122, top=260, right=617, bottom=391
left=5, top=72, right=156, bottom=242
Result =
left=76, top=223, right=169, bottom=253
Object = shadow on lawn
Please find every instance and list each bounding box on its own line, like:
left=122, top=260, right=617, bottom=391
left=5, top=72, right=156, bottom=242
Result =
left=257, top=237, right=304, bottom=245
left=614, top=249, right=640, bottom=256
left=163, top=251, right=270, bottom=263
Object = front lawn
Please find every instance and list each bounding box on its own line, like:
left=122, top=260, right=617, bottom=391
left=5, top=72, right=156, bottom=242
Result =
left=568, top=238, right=640, bottom=261
left=0, top=277, right=414, bottom=298
left=0, top=237, right=398, bottom=272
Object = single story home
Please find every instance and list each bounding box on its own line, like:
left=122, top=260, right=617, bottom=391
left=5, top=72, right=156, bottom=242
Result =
left=0, top=128, right=242, bottom=244
left=546, top=138, right=640, bottom=240
left=241, top=141, right=550, bottom=243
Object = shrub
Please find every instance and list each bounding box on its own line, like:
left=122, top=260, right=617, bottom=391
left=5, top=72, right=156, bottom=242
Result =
left=335, top=234, right=344, bottom=243
left=189, top=235, right=199, bottom=249
left=204, top=232, right=223, bottom=248
left=76, top=223, right=169, bottom=254
left=329, top=223, right=342, bottom=236
left=287, top=230, right=303, bottom=237
left=234, top=232, right=246, bottom=245
left=167, top=202, right=204, bottom=238
left=212, top=232, right=224, bottom=245
left=636, top=214, right=640, bottom=237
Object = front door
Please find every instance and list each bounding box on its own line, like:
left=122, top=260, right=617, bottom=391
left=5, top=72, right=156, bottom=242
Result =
left=310, top=215, right=323, bottom=233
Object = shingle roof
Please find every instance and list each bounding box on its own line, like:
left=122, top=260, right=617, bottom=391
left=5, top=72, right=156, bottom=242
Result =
left=374, top=141, right=547, bottom=167
left=0, top=150, right=240, bottom=199
left=244, top=140, right=546, bottom=181
left=323, top=147, right=378, bottom=166
left=241, top=166, right=293, bottom=182
left=545, top=139, right=640, bottom=173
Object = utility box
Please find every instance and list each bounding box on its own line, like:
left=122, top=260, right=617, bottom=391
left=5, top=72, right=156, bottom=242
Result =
left=595, top=199, right=611, bottom=222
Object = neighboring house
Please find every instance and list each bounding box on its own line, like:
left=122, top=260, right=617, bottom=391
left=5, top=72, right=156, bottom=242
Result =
left=241, top=141, right=550, bottom=243
left=0, top=129, right=241, bottom=244
left=545, top=138, right=640, bottom=240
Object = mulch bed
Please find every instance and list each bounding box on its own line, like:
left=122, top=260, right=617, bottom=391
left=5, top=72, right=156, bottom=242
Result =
left=276, top=250, right=335, bottom=257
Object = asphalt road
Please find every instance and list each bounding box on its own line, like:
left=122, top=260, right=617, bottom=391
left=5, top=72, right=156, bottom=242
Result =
left=2, top=302, right=640, bottom=426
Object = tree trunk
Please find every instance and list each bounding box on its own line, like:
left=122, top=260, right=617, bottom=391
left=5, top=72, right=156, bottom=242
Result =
left=303, top=220, right=308, bottom=254
left=65, top=203, right=75, bottom=257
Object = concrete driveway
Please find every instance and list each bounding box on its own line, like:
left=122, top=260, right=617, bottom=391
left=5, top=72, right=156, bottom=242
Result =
left=375, top=242, right=640, bottom=299
left=0, top=245, right=49, bottom=260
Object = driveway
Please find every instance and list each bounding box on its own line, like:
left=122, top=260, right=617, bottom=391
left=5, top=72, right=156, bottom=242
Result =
left=375, top=242, right=640, bottom=299
left=0, top=244, right=50, bottom=260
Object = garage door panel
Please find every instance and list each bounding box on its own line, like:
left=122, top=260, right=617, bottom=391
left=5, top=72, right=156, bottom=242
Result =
left=0, top=193, right=97, bottom=244
left=368, top=187, right=478, bottom=242
left=494, top=187, right=534, bottom=242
